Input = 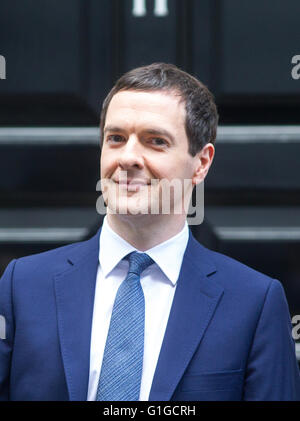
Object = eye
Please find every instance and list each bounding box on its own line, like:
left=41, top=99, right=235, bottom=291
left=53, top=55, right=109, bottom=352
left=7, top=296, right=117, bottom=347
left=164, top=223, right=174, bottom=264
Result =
left=150, top=137, right=168, bottom=147
left=106, top=134, right=125, bottom=144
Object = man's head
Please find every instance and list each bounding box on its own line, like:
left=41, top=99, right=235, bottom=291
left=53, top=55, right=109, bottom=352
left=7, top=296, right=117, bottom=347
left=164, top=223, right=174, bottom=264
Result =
left=99, top=63, right=217, bottom=221
left=100, top=62, right=218, bottom=156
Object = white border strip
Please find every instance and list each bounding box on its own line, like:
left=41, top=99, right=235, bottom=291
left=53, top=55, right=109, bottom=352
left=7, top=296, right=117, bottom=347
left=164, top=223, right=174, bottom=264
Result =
left=1, top=126, right=300, bottom=145
left=217, top=126, right=300, bottom=143
left=0, top=128, right=100, bottom=145
left=0, top=228, right=89, bottom=243
left=216, top=227, right=300, bottom=241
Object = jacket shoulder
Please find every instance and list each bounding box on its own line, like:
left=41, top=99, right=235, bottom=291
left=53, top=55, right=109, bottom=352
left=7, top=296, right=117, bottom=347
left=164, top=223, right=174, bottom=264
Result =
left=192, top=236, right=279, bottom=294
left=8, top=230, right=99, bottom=281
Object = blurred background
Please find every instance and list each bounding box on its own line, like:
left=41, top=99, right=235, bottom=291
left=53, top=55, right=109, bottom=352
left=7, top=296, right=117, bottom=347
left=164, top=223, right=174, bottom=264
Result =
left=0, top=0, right=300, bottom=356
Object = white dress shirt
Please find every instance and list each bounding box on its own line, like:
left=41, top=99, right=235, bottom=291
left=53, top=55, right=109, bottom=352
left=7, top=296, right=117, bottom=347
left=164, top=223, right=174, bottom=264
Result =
left=87, top=216, right=189, bottom=401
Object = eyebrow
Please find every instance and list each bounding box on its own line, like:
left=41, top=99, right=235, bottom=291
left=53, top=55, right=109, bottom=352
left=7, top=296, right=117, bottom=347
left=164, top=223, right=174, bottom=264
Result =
left=103, top=125, right=124, bottom=134
left=104, top=125, right=175, bottom=143
left=144, top=128, right=175, bottom=143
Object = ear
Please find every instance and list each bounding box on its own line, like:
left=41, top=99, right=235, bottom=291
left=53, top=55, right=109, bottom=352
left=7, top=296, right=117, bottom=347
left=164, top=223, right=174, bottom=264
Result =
left=192, top=143, right=215, bottom=185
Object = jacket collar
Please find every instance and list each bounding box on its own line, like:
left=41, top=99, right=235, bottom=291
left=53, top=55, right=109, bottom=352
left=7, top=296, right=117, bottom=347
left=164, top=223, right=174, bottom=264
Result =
left=148, top=233, right=223, bottom=401
left=54, top=227, right=223, bottom=401
left=54, top=229, right=100, bottom=401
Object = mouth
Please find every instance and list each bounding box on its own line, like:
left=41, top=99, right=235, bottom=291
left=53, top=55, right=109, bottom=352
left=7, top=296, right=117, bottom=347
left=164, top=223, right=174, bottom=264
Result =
left=112, top=179, right=151, bottom=192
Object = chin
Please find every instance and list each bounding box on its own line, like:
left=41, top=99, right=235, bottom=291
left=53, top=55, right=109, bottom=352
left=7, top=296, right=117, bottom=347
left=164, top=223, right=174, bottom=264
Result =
left=106, top=197, right=146, bottom=216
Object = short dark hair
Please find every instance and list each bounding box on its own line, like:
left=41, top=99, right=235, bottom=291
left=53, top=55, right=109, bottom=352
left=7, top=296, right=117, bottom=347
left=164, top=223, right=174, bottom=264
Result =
left=100, top=63, right=218, bottom=156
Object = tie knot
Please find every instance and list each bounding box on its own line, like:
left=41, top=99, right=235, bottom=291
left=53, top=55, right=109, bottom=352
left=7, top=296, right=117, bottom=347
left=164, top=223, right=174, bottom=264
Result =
left=126, top=251, right=154, bottom=276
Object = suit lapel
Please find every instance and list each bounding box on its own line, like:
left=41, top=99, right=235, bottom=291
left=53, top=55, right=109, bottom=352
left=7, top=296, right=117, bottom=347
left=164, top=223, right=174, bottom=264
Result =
left=54, top=230, right=100, bottom=401
left=149, top=232, right=224, bottom=401
left=53, top=227, right=223, bottom=401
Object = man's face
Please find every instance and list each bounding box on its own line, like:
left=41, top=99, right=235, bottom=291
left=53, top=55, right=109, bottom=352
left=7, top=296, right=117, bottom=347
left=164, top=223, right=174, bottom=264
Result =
left=100, top=89, right=205, bottom=217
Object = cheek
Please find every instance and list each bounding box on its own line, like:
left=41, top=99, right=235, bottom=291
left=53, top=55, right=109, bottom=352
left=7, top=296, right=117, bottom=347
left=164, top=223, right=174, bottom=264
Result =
left=155, top=160, right=188, bottom=181
left=100, top=150, right=117, bottom=177
left=145, top=156, right=175, bottom=180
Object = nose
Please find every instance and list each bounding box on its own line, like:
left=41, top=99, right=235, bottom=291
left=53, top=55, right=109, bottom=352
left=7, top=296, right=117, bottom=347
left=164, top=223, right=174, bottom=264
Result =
left=118, top=135, right=144, bottom=170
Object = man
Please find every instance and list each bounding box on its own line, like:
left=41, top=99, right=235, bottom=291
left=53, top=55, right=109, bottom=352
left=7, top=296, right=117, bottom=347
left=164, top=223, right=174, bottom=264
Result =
left=0, top=63, right=299, bottom=401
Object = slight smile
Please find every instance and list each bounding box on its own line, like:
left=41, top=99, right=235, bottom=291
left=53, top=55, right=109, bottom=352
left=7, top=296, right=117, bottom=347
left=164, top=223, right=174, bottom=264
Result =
left=112, top=179, right=151, bottom=192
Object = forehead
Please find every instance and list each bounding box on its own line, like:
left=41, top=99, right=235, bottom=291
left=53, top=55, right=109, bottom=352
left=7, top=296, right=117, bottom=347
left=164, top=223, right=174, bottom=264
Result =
left=105, top=90, right=186, bottom=130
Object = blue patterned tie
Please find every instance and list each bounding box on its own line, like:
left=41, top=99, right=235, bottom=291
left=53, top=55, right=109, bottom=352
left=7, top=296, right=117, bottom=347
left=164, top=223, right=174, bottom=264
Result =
left=96, top=251, right=154, bottom=401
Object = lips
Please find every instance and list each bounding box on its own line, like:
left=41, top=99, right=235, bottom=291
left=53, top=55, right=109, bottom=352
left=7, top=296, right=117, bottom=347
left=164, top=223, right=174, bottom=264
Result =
left=114, top=179, right=150, bottom=186
left=112, top=178, right=150, bottom=192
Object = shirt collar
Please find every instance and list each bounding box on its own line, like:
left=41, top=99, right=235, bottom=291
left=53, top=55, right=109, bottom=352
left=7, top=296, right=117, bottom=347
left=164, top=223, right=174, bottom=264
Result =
left=99, top=216, right=189, bottom=285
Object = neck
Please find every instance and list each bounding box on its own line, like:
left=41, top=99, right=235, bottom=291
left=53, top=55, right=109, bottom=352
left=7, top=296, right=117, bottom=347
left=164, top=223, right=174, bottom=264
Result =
left=106, top=213, right=187, bottom=251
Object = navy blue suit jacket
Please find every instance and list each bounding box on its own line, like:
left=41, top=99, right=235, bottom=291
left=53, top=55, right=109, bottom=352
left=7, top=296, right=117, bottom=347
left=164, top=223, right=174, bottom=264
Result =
left=0, top=228, right=299, bottom=400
